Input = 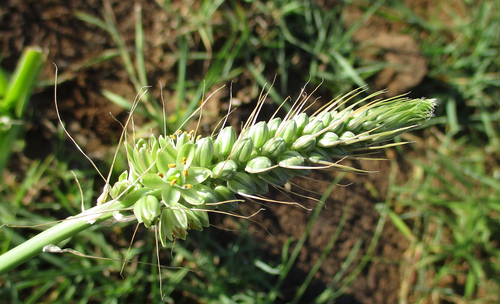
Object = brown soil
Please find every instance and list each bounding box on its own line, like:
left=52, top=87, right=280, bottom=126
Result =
left=1, top=0, right=433, bottom=303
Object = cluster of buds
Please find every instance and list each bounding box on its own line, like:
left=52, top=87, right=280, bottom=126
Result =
left=102, top=90, right=436, bottom=246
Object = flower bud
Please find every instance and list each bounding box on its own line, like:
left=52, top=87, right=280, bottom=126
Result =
left=195, top=137, right=214, bottom=168
left=278, top=150, right=305, bottom=168
left=214, top=185, right=239, bottom=211
left=227, top=172, right=257, bottom=195
left=360, top=120, right=380, bottom=132
left=193, top=208, right=210, bottom=228
left=337, top=109, right=353, bottom=121
left=211, top=159, right=238, bottom=181
left=277, top=120, right=297, bottom=143
left=327, top=119, right=344, bottom=134
left=149, top=133, right=159, bottom=147
left=303, top=119, right=323, bottom=135
left=268, top=117, right=282, bottom=137
left=136, top=138, right=147, bottom=149
left=340, top=131, right=356, bottom=142
left=262, top=137, right=286, bottom=159
left=249, top=121, right=269, bottom=149
left=158, top=205, right=188, bottom=245
left=294, top=113, right=309, bottom=137
left=317, top=111, right=332, bottom=127
left=109, top=171, right=133, bottom=199
left=215, top=126, right=236, bottom=157
left=184, top=167, right=211, bottom=186
left=128, top=145, right=147, bottom=175
left=175, top=132, right=190, bottom=149
left=245, top=156, right=273, bottom=173
left=317, top=132, right=340, bottom=148
left=308, top=147, right=331, bottom=163
left=230, top=137, right=254, bottom=165
left=184, top=207, right=209, bottom=231
left=138, top=145, right=157, bottom=174
left=291, top=135, right=317, bottom=152
left=133, top=195, right=161, bottom=229
left=158, top=135, right=169, bottom=148
left=346, top=111, right=367, bottom=133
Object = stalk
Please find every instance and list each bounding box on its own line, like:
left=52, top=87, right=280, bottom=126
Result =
left=0, top=88, right=436, bottom=275
left=0, top=196, right=137, bottom=275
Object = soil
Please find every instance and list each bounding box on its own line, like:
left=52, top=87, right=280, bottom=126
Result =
left=1, top=0, right=435, bottom=303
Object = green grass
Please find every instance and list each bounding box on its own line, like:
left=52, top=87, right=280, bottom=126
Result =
left=0, top=47, right=46, bottom=174
left=385, top=0, right=500, bottom=302
left=1, top=0, right=500, bottom=303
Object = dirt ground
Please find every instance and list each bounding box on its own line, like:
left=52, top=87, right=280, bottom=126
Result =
left=1, top=0, right=434, bottom=303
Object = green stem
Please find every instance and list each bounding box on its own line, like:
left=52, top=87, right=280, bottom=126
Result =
left=0, top=199, right=129, bottom=275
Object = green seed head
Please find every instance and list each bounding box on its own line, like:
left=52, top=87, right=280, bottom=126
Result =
left=120, top=88, right=436, bottom=245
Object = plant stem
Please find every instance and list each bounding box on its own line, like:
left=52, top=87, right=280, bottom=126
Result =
left=0, top=199, right=128, bottom=275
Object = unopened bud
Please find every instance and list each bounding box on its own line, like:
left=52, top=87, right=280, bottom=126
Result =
left=249, top=121, right=269, bottom=149
left=278, top=150, right=305, bottom=168
left=215, top=126, right=237, bottom=157
left=211, top=160, right=238, bottom=181
left=230, top=137, right=254, bottom=164
left=262, top=137, right=286, bottom=159
left=133, top=195, right=161, bottom=229
left=195, top=137, right=214, bottom=167
left=245, top=156, right=273, bottom=173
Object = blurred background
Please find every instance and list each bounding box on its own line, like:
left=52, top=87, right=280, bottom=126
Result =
left=1, top=0, right=499, bottom=303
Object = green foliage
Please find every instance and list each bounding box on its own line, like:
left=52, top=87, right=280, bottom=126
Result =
left=0, top=47, right=46, bottom=174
